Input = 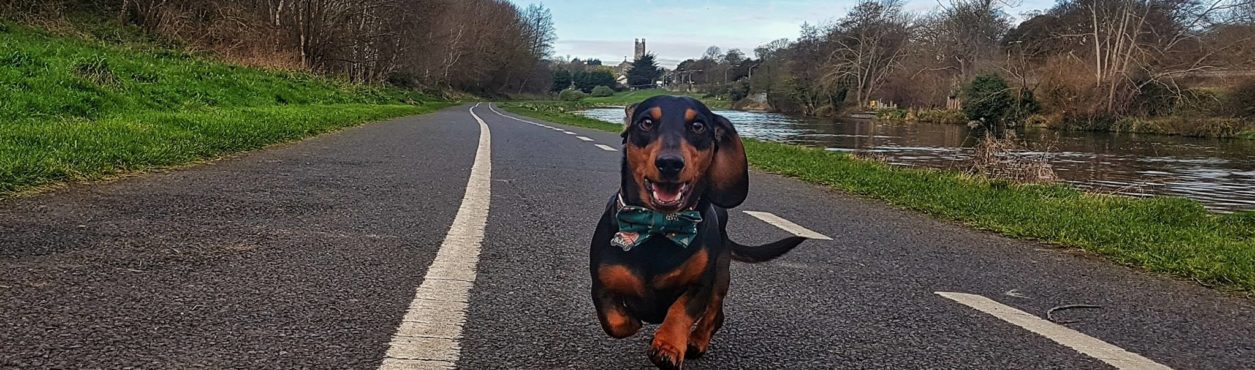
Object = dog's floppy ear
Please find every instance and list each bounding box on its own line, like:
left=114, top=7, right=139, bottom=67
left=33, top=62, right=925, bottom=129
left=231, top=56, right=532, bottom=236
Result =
left=621, top=103, right=637, bottom=140
left=705, top=114, right=748, bottom=208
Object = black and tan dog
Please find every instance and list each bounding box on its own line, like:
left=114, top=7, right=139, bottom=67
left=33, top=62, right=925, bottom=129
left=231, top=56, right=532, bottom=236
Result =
left=589, top=96, right=807, bottom=369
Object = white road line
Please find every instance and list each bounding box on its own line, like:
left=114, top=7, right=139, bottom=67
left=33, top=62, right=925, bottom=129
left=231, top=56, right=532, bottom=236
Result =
left=936, top=292, right=1171, bottom=370
left=487, top=104, right=615, bottom=154
left=379, top=103, right=493, bottom=370
left=742, top=211, right=832, bottom=240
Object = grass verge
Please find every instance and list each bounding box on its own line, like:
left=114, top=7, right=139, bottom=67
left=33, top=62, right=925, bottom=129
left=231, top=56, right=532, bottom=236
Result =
left=1, top=21, right=450, bottom=195
left=498, top=102, right=1255, bottom=294
left=1, top=103, right=449, bottom=194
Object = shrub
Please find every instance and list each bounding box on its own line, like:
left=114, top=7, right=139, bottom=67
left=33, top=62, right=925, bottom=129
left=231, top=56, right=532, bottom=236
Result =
left=590, top=85, right=614, bottom=97
left=1130, top=82, right=1178, bottom=116
left=559, top=88, right=587, bottom=101
left=729, top=79, right=751, bottom=102
left=962, top=74, right=1013, bottom=124
left=916, top=109, right=967, bottom=125
left=962, top=74, right=1038, bottom=126
left=876, top=108, right=908, bottom=121
left=1173, top=88, right=1224, bottom=117
left=1224, top=78, right=1255, bottom=119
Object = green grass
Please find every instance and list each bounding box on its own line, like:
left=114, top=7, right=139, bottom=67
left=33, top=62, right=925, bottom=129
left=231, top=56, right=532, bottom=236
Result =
left=582, top=89, right=731, bottom=109
left=499, top=102, right=1255, bottom=294
left=0, top=21, right=449, bottom=194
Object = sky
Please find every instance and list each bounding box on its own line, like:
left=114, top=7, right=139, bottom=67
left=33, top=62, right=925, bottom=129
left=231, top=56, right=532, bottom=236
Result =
left=507, top=0, right=1056, bottom=68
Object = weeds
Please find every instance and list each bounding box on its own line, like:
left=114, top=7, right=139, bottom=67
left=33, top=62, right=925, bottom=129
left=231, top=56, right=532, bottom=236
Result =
left=967, top=133, right=1057, bottom=183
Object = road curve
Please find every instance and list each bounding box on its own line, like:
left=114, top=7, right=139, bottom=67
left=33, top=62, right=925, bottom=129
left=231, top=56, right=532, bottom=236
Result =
left=1, top=103, right=1252, bottom=369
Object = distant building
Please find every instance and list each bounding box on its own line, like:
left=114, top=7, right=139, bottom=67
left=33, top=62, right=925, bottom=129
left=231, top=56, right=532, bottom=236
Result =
left=616, top=38, right=648, bottom=87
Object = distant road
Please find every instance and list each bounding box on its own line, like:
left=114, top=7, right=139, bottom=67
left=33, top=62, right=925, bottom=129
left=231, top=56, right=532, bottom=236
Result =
left=1, top=104, right=1251, bottom=369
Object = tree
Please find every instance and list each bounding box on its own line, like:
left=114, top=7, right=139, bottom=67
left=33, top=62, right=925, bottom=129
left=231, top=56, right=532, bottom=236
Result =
left=628, top=53, right=663, bottom=88
left=935, top=0, right=1013, bottom=81
left=551, top=69, right=572, bottom=92
left=574, top=70, right=616, bottom=92
left=703, top=46, right=723, bottom=60
left=521, top=4, right=556, bottom=59
left=821, top=0, right=914, bottom=108
left=1031, top=0, right=1238, bottom=115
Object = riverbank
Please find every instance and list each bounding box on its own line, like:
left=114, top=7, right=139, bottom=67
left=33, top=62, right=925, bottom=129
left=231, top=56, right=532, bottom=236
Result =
left=0, top=22, right=451, bottom=195
left=498, top=101, right=1255, bottom=294
left=872, top=108, right=1255, bottom=140
left=582, top=89, right=731, bottom=109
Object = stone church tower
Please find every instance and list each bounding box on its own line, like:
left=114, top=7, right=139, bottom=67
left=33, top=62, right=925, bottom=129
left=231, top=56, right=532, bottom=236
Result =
left=634, top=38, right=646, bottom=59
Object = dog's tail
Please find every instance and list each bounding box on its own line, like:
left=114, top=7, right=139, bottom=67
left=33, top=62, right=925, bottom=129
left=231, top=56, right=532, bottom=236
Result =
left=728, top=236, right=807, bottom=263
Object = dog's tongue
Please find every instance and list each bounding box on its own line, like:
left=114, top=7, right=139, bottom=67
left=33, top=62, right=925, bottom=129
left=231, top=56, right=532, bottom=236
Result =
left=653, top=185, right=681, bottom=203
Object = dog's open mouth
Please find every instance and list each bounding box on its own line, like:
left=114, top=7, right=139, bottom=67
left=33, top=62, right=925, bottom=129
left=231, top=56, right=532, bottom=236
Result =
left=645, top=180, right=690, bottom=210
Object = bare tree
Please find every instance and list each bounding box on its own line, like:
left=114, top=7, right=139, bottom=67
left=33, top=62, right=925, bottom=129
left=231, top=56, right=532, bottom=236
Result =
left=821, top=0, right=914, bottom=108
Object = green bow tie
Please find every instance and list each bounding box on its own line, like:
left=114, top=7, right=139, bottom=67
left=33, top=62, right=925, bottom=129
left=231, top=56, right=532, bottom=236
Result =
left=612, top=205, right=703, bottom=251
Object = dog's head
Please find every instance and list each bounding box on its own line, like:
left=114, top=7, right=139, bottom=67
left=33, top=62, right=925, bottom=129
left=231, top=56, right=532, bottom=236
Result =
left=619, top=96, right=747, bottom=212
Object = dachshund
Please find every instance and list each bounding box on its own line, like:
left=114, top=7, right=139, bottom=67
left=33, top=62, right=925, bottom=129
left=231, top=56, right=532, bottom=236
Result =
left=589, top=96, right=808, bottom=369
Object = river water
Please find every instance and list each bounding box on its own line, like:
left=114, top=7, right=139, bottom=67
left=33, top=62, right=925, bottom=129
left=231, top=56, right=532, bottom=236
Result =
left=577, top=108, right=1255, bottom=212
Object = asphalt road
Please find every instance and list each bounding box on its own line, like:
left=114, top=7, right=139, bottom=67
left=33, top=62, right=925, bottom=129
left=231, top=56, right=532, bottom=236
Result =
left=1, top=103, right=1252, bottom=369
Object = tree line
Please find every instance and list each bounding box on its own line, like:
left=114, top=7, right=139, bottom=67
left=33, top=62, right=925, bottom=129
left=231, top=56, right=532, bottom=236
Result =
left=2, top=0, right=558, bottom=95
left=676, top=0, right=1255, bottom=123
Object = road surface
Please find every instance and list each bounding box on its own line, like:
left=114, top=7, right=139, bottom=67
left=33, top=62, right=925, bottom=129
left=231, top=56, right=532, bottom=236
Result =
left=1, top=104, right=1251, bottom=369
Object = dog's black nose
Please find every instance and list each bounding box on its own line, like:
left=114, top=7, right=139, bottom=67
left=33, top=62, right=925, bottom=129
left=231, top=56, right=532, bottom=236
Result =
left=655, top=155, right=685, bottom=178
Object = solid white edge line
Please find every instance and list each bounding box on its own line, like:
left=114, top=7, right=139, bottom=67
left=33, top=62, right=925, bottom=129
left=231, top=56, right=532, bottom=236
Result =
left=935, top=292, right=1171, bottom=370
left=576, top=136, right=594, bottom=142
left=379, top=103, right=493, bottom=370
left=741, top=211, right=832, bottom=240
left=594, top=144, right=618, bottom=152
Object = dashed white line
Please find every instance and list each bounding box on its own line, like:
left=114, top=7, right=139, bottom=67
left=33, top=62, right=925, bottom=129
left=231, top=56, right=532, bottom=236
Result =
left=936, top=292, right=1171, bottom=370
left=742, top=211, right=832, bottom=240
left=379, top=103, right=493, bottom=369
left=487, top=103, right=619, bottom=154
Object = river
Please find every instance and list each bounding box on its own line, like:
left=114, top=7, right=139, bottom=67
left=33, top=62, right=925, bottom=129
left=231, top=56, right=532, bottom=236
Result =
left=576, top=108, right=1255, bottom=213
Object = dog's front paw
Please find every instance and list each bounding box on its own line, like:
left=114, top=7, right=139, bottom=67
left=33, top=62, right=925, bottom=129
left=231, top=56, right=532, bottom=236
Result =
left=648, top=340, right=685, bottom=369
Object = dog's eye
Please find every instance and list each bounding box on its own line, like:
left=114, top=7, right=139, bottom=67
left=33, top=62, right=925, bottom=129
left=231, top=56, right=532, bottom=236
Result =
left=638, top=118, right=654, bottom=131
left=690, top=121, right=706, bottom=133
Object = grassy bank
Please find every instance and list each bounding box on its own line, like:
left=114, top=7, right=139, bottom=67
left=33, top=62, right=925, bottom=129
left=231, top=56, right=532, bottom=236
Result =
left=874, top=107, right=1255, bottom=140
left=499, top=102, right=1255, bottom=294
left=583, top=89, right=731, bottom=109
left=0, top=21, right=449, bottom=194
